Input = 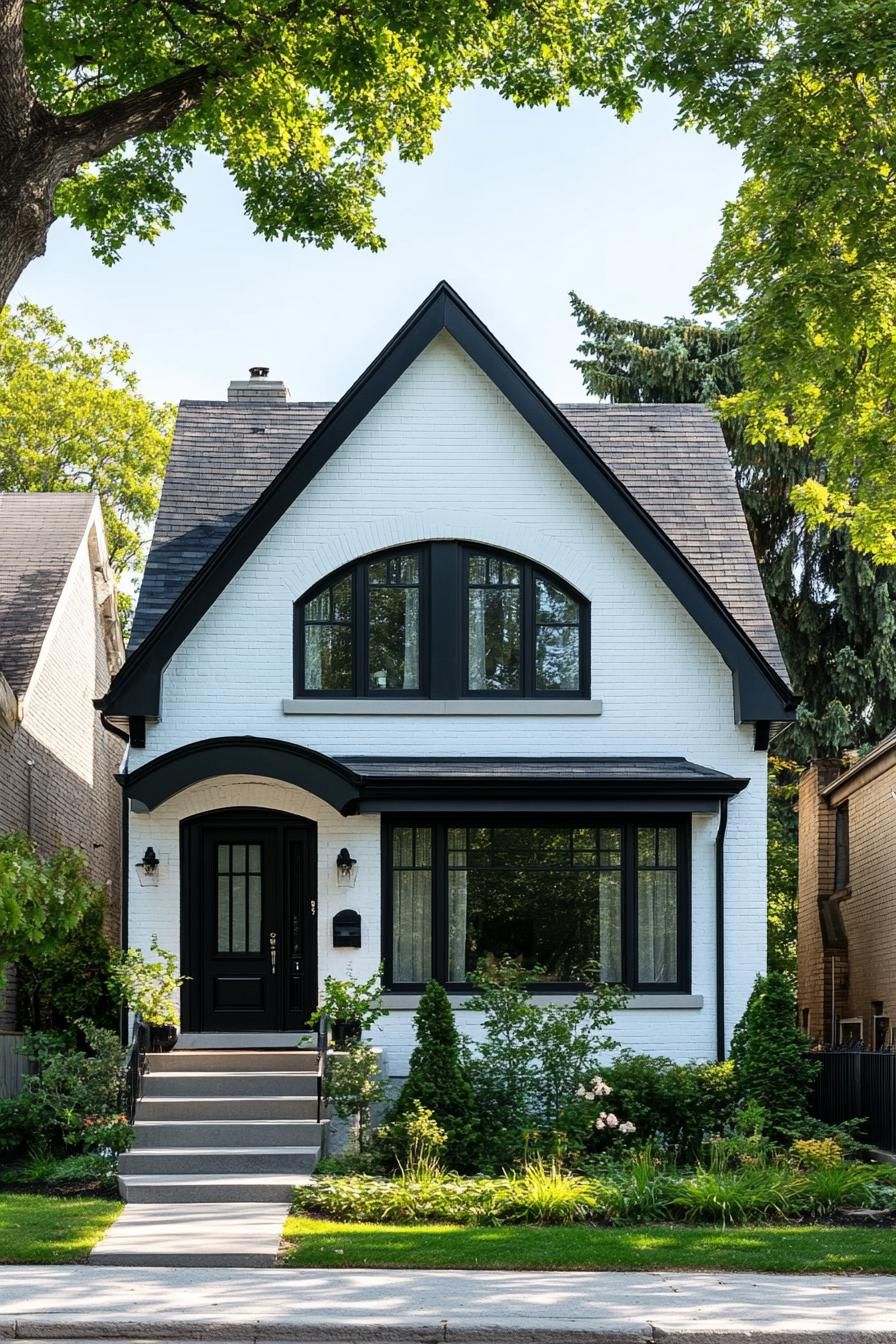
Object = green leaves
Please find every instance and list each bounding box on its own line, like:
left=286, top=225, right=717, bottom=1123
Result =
left=0, top=302, right=174, bottom=612
left=675, top=0, right=896, bottom=562
left=15, top=0, right=642, bottom=274
left=0, top=835, right=102, bottom=981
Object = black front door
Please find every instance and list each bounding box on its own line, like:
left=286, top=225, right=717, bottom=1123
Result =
left=185, top=810, right=317, bottom=1032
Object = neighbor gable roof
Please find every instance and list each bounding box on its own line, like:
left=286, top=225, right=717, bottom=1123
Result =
left=103, top=282, right=795, bottom=723
left=0, top=492, right=97, bottom=697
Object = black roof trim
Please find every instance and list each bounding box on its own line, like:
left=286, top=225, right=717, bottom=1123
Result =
left=120, top=737, right=748, bottom=815
left=101, top=281, right=795, bottom=722
left=122, top=737, right=361, bottom=814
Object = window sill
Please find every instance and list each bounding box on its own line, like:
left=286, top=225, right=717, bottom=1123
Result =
left=282, top=698, right=603, bottom=716
left=381, top=992, right=703, bottom=1011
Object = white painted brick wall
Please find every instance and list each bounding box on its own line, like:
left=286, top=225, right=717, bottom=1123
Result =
left=127, top=332, right=767, bottom=1072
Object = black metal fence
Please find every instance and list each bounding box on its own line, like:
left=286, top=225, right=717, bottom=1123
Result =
left=811, top=1049, right=896, bottom=1151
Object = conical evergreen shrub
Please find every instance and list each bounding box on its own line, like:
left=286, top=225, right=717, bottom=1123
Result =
left=391, top=980, right=479, bottom=1171
left=730, top=972, right=819, bottom=1142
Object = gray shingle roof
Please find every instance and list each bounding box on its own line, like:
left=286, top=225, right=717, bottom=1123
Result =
left=130, top=400, right=788, bottom=684
left=0, top=493, right=96, bottom=696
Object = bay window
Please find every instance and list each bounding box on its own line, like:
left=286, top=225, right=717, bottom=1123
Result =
left=385, top=818, right=689, bottom=992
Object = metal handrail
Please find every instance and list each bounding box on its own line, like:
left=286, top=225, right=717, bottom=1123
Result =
left=119, top=1016, right=149, bottom=1123
left=316, top=1013, right=329, bottom=1124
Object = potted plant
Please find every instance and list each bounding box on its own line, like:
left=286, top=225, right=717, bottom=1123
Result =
left=309, top=964, right=387, bottom=1048
left=110, top=936, right=189, bottom=1051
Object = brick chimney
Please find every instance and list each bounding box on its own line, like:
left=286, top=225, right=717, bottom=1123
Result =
left=227, top=366, right=290, bottom=403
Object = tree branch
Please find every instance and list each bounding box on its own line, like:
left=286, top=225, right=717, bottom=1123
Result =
left=53, top=63, right=218, bottom=174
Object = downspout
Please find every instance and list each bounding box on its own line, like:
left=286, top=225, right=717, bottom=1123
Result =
left=715, top=797, right=728, bottom=1062
left=119, top=766, right=129, bottom=1045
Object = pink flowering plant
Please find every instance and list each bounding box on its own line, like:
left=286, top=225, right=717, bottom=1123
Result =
left=569, top=1073, right=637, bottom=1153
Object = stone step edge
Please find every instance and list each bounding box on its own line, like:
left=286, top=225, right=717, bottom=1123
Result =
left=8, top=1324, right=892, bottom=1343
left=123, top=1146, right=320, bottom=1155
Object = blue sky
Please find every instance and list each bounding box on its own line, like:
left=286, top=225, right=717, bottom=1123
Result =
left=12, top=89, right=742, bottom=407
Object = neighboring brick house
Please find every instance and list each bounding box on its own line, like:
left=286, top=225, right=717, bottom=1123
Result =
left=798, top=734, right=896, bottom=1050
left=0, top=493, right=125, bottom=1028
left=99, top=282, right=795, bottom=1076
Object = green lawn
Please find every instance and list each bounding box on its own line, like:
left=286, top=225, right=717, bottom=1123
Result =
left=281, top=1215, right=896, bottom=1273
left=0, top=1194, right=122, bottom=1263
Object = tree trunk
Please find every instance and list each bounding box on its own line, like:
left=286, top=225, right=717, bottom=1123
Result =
left=0, top=147, right=57, bottom=309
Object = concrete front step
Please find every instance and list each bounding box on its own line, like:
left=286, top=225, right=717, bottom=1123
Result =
left=142, top=1069, right=318, bottom=1097
left=148, top=1049, right=318, bottom=1074
left=120, top=1146, right=321, bottom=1175
left=136, top=1095, right=320, bottom=1121
left=119, top=1173, right=310, bottom=1203
left=133, top=1119, right=325, bottom=1149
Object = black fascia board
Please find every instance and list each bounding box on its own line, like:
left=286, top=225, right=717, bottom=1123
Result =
left=358, top=774, right=749, bottom=805
left=100, top=280, right=795, bottom=722
left=118, top=735, right=749, bottom=815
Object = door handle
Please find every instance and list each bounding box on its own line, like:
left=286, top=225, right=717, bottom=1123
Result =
left=269, top=931, right=277, bottom=974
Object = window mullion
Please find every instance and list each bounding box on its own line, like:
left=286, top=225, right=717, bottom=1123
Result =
left=522, top=563, right=534, bottom=697
left=433, top=824, right=449, bottom=984
left=624, top=822, right=638, bottom=990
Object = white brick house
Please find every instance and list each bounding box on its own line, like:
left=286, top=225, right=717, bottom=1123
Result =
left=100, top=284, right=794, bottom=1075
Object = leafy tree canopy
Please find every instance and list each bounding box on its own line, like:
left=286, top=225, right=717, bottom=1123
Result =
left=570, top=299, right=896, bottom=759
left=642, top=0, right=896, bottom=562
left=0, top=301, right=174, bottom=620
left=0, top=0, right=640, bottom=305
left=0, top=833, right=102, bottom=982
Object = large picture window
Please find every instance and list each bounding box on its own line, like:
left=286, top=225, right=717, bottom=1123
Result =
left=295, top=542, right=588, bottom=698
left=385, top=818, right=689, bottom=992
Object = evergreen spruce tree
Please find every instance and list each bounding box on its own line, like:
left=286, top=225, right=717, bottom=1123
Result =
left=391, top=980, right=479, bottom=1172
left=730, top=973, right=819, bottom=1143
left=569, top=297, right=896, bottom=760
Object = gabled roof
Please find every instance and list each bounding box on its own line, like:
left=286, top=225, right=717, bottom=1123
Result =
left=0, top=492, right=97, bottom=696
left=105, top=282, right=794, bottom=723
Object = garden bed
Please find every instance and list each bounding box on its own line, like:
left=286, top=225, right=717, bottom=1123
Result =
left=280, top=1214, right=896, bottom=1272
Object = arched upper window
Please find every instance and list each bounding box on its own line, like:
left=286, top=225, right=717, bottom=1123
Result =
left=294, top=543, right=588, bottom=699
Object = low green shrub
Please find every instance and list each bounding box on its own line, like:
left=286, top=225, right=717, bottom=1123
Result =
left=2, top=1022, right=127, bottom=1157
left=670, top=1164, right=793, bottom=1226
left=2, top=1152, right=118, bottom=1187
left=603, top=1146, right=678, bottom=1222
left=294, top=1172, right=497, bottom=1224
left=491, top=1159, right=605, bottom=1225
left=795, top=1163, right=878, bottom=1217
left=601, top=1053, right=738, bottom=1161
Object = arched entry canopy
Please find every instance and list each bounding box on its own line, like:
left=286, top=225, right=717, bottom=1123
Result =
left=122, top=737, right=362, bottom=814
left=120, top=736, right=750, bottom=815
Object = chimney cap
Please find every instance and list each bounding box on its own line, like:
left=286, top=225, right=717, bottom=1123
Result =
left=249, top=365, right=269, bottom=378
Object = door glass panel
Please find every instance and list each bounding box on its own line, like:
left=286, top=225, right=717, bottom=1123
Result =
left=217, top=872, right=230, bottom=953
left=216, top=840, right=262, bottom=956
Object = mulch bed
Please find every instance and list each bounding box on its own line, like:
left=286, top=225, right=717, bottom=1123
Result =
left=0, top=1179, right=118, bottom=1199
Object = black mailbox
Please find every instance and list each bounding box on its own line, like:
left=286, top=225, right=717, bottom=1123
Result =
left=333, top=909, right=362, bottom=948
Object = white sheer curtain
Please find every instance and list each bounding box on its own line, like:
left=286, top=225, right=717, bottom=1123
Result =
left=403, top=588, right=419, bottom=689
left=637, top=871, right=677, bottom=982
left=468, top=590, right=486, bottom=689
left=393, top=869, right=431, bottom=981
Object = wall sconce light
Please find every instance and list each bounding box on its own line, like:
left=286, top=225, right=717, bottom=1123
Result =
left=136, top=846, right=160, bottom=888
left=336, top=847, right=358, bottom=887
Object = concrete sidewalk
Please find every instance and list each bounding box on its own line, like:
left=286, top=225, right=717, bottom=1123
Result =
left=0, top=1266, right=896, bottom=1340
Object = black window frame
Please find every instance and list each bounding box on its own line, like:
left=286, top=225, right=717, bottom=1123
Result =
left=295, top=545, right=428, bottom=698
left=293, top=542, right=590, bottom=699
left=381, top=813, right=691, bottom=995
